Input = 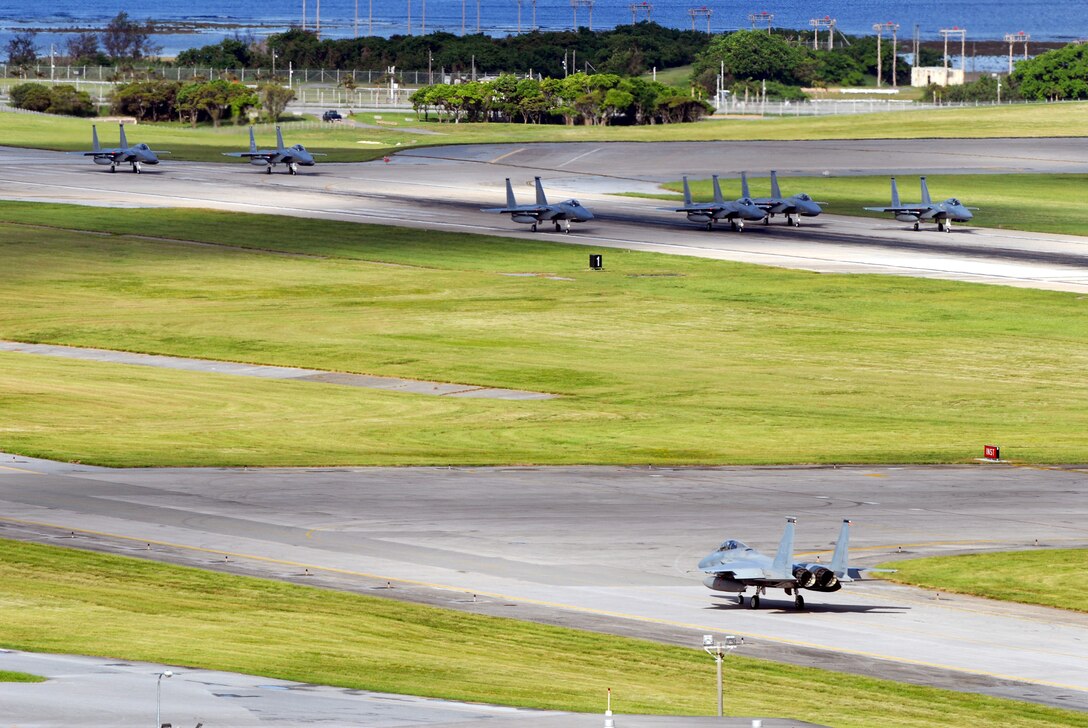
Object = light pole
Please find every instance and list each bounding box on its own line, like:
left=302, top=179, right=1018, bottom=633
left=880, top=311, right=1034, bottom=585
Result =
left=702, top=635, right=741, bottom=717
left=155, top=670, right=173, bottom=728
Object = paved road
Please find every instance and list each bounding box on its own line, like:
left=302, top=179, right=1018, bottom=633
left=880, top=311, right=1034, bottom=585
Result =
left=1, top=455, right=1086, bottom=712
left=3, top=139, right=1088, bottom=293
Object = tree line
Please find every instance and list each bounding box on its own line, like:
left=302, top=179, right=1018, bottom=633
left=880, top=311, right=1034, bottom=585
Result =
left=9, top=77, right=295, bottom=123
left=410, top=73, right=710, bottom=126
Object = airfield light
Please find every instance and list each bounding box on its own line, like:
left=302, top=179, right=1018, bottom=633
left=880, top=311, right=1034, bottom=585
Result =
left=702, top=635, right=742, bottom=717
left=156, top=670, right=173, bottom=728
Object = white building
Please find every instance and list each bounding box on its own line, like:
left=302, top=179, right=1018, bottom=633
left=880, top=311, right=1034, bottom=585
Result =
left=911, top=66, right=965, bottom=87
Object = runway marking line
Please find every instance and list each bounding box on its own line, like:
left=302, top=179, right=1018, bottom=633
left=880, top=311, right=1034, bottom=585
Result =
left=4, top=515, right=1085, bottom=694
left=489, top=147, right=527, bottom=165
left=0, top=465, right=44, bottom=475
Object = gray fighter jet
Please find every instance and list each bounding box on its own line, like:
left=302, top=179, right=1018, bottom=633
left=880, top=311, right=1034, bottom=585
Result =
left=865, top=176, right=975, bottom=232
left=223, top=126, right=322, bottom=174
left=742, top=170, right=824, bottom=227
left=76, top=124, right=165, bottom=173
left=673, top=175, right=766, bottom=231
left=699, top=517, right=888, bottom=610
left=482, top=177, right=594, bottom=233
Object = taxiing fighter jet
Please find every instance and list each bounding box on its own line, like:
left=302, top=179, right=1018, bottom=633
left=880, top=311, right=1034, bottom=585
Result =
left=76, top=124, right=165, bottom=173
left=673, top=175, right=765, bottom=231
left=223, top=126, right=322, bottom=174
left=864, top=176, right=975, bottom=232
left=742, top=170, right=824, bottom=227
left=482, top=177, right=594, bottom=233
left=698, top=517, right=889, bottom=610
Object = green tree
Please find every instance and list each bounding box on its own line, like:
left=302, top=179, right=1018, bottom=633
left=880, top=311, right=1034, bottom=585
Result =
left=693, top=30, right=802, bottom=87
left=102, top=12, right=161, bottom=60
left=111, top=79, right=181, bottom=122
left=9, top=82, right=51, bottom=111
left=45, top=84, right=96, bottom=116
left=258, top=83, right=295, bottom=122
left=1013, top=43, right=1088, bottom=100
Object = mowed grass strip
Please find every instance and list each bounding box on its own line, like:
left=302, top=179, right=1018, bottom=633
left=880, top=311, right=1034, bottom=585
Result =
left=3, top=204, right=1088, bottom=466
left=662, top=174, right=1088, bottom=237
left=0, top=539, right=1084, bottom=728
left=1, top=101, right=1086, bottom=164
left=0, top=670, right=45, bottom=682
left=879, top=550, right=1088, bottom=612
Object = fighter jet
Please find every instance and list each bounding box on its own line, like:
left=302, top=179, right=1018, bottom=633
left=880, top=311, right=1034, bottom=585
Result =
left=75, top=123, right=165, bottom=173
left=673, top=175, right=766, bottom=231
left=864, top=176, right=975, bottom=232
left=742, top=170, right=824, bottom=227
left=223, top=126, right=322, bottom=174
left=482, top=177, right=593, bottom=233
left=698, top=517, right=889, bottom=610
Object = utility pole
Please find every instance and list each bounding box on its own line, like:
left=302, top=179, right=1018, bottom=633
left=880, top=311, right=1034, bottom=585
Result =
left=939, top=27, right=967, bottom=84
left=1004, top=31, right=1030, bottom=73
left=301, top=0, right=306, bottom=31
left=517, top=0, right=522, bottom=33
left=477, top=0, right=481, bottom=32
left=748, top=10, right=773, bottom=32
left=369, top=0, right=373, bottom=36
left=571, top=0, right=594, bottom=31
left=462, top=0, right=466, bottom=34
left=422, top=0, right=426, bottom=33
left=809, top=16, right=833, bottom=50
left=875, top=21, right=901, bottom=87
left=702, top=636, right=741, bottom=718
left=872, top=23, right=884, bottom=87
left=407, top=0, right=411, bottom=35
left=354, top=0, right=358, bottom=36
left=629, top=2, right=652, bottom=24
left=689, top=6, right=712, bottom=35
left=315, top=0, right=321, bottom=38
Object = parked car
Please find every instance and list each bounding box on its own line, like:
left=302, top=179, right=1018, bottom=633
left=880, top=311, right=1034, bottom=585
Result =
left=322, top=110, right=343, bottom=122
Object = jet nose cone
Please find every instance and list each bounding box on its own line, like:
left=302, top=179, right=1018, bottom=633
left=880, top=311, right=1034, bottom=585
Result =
left=960, top=208, right=973, bottom=220
left=580, top=209, right=594, bottom=221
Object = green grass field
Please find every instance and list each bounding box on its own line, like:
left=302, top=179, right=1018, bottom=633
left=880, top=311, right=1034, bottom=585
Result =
left=880, top=550, right=1088, bottom=612
left=657, top=173, right=1088, bottom=237
left=2, top=101, right=1086, bottom=163
left=0, top=538, right=1082, bottom=728
left=2, top=202, right=1088, bottom=467
left=0, top=670, right=45, bottom=683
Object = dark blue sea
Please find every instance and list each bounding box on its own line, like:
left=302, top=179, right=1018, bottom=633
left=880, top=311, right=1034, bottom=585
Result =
left=3, top=1, right=1086, bottom=58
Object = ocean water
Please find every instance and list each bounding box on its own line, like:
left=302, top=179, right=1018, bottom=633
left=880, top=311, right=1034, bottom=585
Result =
left=2, top=1, right=1086, bottom=58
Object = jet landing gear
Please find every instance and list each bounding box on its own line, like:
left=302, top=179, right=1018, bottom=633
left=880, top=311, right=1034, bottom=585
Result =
left=787, top=215, right=800, bottom=227
left=554, top=220, right=571, bottom=234
left=266, top=165, right=273, bottom=175
left=109, top=165, right=116, bottom=173
left=748, top=593, right=760, bottom=609
left=131, top=162, right=141, bottom=174
left=730, top=220, right=745, bottom=232
left=706, top=221, right=713, bottom=231
left=913, top=222, right=920, bottom=231
left=530, top=222, right=538, bottom=232
left=288, top=162, right=299, bottom=175
left=786, top=587, right=805, bottom=610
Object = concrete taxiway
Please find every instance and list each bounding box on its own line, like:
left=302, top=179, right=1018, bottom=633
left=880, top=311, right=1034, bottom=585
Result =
left=3, top=139, right=1088, bottom=293
left=1, top=455, right=1086, bottom=712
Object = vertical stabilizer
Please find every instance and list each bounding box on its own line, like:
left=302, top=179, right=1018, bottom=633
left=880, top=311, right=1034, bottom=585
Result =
left=920, top=176, right=932, bottom=205
left=712, top=175, right=726, bottom=205
left=740, top=172, right=751, bottom=199
left=92, top=125, right=100, bottom=152
left=534, top=176, right=549, bottom=206
left=770, top=170, right=782, bottom=199
left=830, top=519, right=852, bottom=576
left=682, top=177, right=694, bottom=206
left=890, top=177, right=901, bottom=207
left=770, top=517, right=797, bottom=577
left=505, top=178, right=517, bottom=208
left=118, top=124, right=128, bottom=149
left=249, top=126, right=257, bottom=152
left=275, top=126, right=286, bottom=152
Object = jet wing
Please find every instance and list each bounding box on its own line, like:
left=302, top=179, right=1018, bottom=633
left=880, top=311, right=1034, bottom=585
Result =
left=223, top=152, right=275, bottom=160
left=481, top=206, right=549, bottom=215
left=674, top=204, right=721, bottom=213
left=864, top=206, right=926, bottom=214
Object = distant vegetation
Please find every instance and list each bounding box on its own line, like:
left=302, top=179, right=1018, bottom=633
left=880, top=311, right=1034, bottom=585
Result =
left=105, top=79, right=291, bottom=124
left=410, top=73, right=710, bottom=125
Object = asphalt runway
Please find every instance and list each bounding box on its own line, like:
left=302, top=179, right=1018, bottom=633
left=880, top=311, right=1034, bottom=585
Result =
left=1, top=455, right=1086, bottom=713
left=3, top=139, right=1088, bottom=293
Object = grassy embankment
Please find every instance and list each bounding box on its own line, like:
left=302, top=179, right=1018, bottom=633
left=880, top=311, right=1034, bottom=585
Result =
left=2, top=202, right=1088, bottom=467
left=655, top=173, right=1088, bottom=237
left=880, top=550, right=1088, bottom=612
left=0, top=538, right=1083, bottom=728
left=1, top=100, right=1086, bottom=163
